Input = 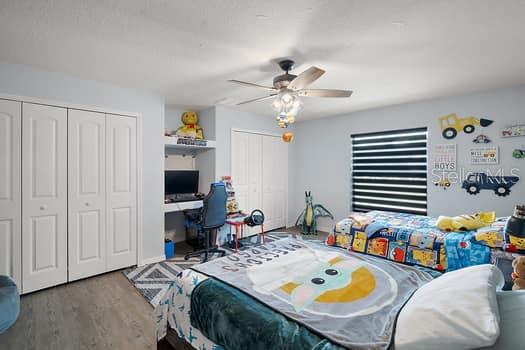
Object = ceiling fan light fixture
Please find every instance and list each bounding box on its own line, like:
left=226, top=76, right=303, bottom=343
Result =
left=272, top=91, right=303, bottom=128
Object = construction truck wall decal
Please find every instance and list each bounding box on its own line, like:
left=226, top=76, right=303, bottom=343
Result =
left=462, top=172, right=519, bottom=197
left=439, top=113, right=494, bottom=139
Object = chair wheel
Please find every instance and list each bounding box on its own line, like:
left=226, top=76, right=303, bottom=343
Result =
left=184, top=255, right=189, bottom=260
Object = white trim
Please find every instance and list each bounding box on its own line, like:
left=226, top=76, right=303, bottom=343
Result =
left=139, top=255, right=166, bottom=266
left=136, top=112, right=144, bottom=268
left=0, top=93, right=140, bottom=117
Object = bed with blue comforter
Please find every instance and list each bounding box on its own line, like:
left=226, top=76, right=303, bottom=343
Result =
left=328, top=210, right=517, bottom=273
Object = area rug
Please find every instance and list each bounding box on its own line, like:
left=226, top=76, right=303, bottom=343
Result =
left=124, top=232, right=323, bottom=306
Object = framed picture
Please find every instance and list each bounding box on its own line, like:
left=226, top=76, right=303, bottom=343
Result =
left=433, top=144, right=457, bottom=171
left=470, top=146, right=499, bottom=165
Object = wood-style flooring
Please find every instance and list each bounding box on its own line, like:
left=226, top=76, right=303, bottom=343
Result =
left=0, top=226, right=328, bottom=350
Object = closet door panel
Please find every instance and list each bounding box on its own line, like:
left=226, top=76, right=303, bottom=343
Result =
left=262, top=135, right=277, bottom=231
left=68, top=109, right=106, bottom=281
left=274, top=139, right=288, bottom=229
left=232, top=131, right=250, bottom=220
left=22, top=103, right=67, bottom=293
left=0, top=100, right=21, bottom=288
left=106, top=115, right=137, bottom=270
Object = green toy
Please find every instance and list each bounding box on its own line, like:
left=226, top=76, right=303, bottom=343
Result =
left=295, top=191, right=334, bottom=235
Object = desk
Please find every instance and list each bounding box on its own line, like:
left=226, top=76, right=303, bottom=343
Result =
left=164, top=200, right=203, bottom=213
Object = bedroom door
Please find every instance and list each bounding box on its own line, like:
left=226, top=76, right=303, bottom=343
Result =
left=22, top=103, right=68, bottom=293
left=0, top=99, right=22, bottom=289
left=68, top=109, right=107, bottom=281
left=106, top=114, right=137, bottom=271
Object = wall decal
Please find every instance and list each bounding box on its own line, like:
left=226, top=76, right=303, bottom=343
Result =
left=473, top=134, right=492, bottom=143
left=501, top=124, right=525, bottom=138
left=438, top=113, right=493, bottom=139
left=462, top=172, right=519, bottom=197
left=434, top=177, right=451, bottom=190
left=433, top=144, right=457, bottom=171
left=513, top=148, right=525, bottom=159
left=470, top=146, right=499, bottom=165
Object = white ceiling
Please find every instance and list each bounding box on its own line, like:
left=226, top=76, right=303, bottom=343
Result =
left=1, top=0, right=525, bottom=120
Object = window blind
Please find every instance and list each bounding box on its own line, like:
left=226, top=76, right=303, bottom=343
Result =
left=351, top=127, right=428, bottom=215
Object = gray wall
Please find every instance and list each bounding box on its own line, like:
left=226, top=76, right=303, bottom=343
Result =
left=0, top=61, right=165, bottom=262
left=290, top=85, right=525, bottom=232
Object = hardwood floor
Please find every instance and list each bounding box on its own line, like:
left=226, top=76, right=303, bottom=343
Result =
left=0, top=226, right=328, bottom=350
left=0, top=271, right=156, bottom=350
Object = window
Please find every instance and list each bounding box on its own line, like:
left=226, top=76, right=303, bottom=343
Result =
left=351, top=127, right=428, bottom=215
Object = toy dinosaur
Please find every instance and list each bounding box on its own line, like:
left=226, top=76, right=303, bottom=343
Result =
left=295, top=191, right=334, bottom=235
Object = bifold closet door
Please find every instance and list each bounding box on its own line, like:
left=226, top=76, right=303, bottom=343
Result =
left=262, top=135, right=288, bottom=231
left=0, top=99, right=22, bottom=289
left=106, top=115, right=137, bottom=270
left=22, top=103, right=68, bottom=293
left=68, top=109, right=107, bottom=281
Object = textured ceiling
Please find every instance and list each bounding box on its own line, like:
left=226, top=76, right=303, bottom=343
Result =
left=1, top=0, right=525, bottom=120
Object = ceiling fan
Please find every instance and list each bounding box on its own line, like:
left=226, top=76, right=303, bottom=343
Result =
left=228, top=59, right=352, bottom=106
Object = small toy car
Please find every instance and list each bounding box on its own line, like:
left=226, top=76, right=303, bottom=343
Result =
left=473, top=135, right=491, bottom=143
left=513, top=149, right=525, bottom=159
left=434, top=179, right=451, bottom=190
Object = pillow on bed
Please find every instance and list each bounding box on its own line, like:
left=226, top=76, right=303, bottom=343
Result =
left=395, top=264, right=504, bottom=350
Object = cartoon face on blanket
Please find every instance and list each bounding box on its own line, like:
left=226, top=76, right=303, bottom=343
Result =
left=247, top=248, right=398, bottom=317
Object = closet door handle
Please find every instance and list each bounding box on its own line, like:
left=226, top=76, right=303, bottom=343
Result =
left=40, top=205, right=47, bottom=211
left=85, top=202, right=90, bottom=207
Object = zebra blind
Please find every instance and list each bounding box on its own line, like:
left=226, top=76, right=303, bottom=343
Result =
left=351, top=127, right=428, bottom=215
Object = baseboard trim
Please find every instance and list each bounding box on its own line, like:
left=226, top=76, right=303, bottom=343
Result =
left=139, top=255, right=166, bottom=266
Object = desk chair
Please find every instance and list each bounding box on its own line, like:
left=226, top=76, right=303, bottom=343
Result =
left=184, top=183, right=227, bottom=262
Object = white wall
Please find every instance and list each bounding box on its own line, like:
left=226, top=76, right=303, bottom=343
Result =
left=290, top=85, right=525, bottom=232
left=0, top=61, right=165, bottom=263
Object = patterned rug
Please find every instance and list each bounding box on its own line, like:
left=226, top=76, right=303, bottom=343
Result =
left=124, top=232, right=323, bottom=306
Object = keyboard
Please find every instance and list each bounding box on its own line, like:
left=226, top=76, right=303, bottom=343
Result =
left=167, top=194, right=201, bottom=203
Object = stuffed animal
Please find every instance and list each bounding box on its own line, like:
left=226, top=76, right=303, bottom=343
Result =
left=436, top=212, right=496, bottom=232
left=176, top=111, right=204, bottom=139
left=512, top=256, right=525, bottom=290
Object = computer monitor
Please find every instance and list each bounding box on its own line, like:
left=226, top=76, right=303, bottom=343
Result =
left=165, top=170, right=199, bottom=195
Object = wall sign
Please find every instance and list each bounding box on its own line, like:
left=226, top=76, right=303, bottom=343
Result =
left=470, top=146, right=499, bottom=165
left=501, top=124, right=525, bottom=138
left=433, top=144, right=457, bottom=171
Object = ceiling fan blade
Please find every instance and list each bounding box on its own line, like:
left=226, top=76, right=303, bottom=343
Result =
left=287, top=66, right=325, bottom=91
left=298, top=89, right=353, bottom=98
left=236, top=94, right=277, bottom=105
left=228, top=79, right=277, bottom=91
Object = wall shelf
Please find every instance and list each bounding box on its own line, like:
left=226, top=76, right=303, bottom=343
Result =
left=164, top=136, right=216, bottom=153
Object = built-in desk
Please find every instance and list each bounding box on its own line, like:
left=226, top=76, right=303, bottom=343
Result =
left=164, top=200, right=203, bottom=213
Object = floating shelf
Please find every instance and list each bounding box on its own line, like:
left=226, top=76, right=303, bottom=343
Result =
left=164, top=136, right=216, bottom=152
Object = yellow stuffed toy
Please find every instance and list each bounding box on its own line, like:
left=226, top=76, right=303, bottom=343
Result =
left=176, top=111, right=204, bottom=139
left=436, top=212, right=496, bottom=232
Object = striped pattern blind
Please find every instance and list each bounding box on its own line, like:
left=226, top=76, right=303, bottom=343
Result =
left=351, top=127, right=428, bottom=215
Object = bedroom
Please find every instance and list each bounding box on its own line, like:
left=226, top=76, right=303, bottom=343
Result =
left=0, top=1, right=525, bottom=349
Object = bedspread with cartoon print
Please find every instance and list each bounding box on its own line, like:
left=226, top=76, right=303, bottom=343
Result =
left=191, top=237, right=433, bottom=350
left=329, top=210, right=510, bottom=272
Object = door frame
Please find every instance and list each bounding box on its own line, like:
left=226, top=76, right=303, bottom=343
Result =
left=0, top=93, right=145, bottom=268
left=230, top=128, right=289, bottom=231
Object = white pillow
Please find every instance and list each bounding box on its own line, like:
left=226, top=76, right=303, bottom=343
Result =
left=395, top=264, right=504, bottom=350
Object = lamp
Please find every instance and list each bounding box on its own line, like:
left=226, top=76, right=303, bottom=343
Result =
left=272, top=91, right=303, bottom=128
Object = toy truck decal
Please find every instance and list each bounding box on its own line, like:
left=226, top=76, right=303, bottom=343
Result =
left=439, top=114, right=493, bottom=140
left=462, top=172, right=519, bottom=197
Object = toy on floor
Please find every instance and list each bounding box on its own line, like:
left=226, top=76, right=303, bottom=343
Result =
left=511, top=256, right=525, bottom=290
left=436, top=211, right=496, bottom=232
left=295, top=191, right=334, bottom=235
left=176, top=111, right=204, bottom=139
left=505, top=205, right=525, bottom=252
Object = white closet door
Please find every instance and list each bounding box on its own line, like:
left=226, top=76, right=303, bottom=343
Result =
left=22, top=103, right=68, bottom=293
left=232, top=131, right=250, bottom=217
left=106, top=114, right=137, bottom=270
left=68, top=109, right=106, bottom=281
left=262, top=135, right=277, bottom=231
left=274, top=139, right=288, bottom=229
left=0, top=99, right=22, bottom=289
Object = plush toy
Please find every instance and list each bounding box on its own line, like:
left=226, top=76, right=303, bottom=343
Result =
left=176, top=111, right=204, bottom=139
left=436, top=212, right=496, bottom=232
left=512, top=256, right=525, bottom=290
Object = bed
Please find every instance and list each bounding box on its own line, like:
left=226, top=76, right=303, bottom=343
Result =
left=329, top=210, right=515, bottom=275
left=159, top=234, right=524, bottom=350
